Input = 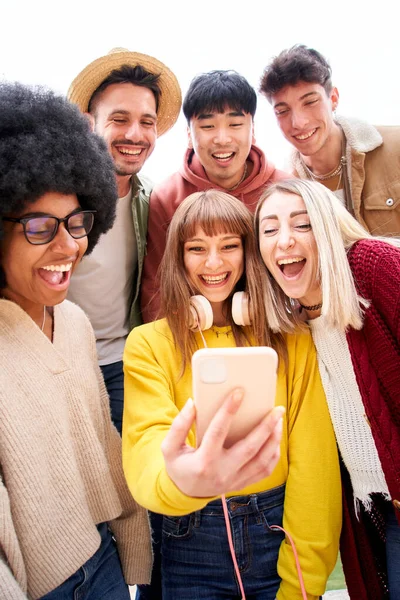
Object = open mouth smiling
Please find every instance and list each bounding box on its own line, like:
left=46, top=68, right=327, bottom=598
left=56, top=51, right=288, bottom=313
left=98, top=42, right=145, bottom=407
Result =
left=117, top=147, right=144, bottom=156
left=277, top=257, right=306, bottom=277
left=212, top=152, right=235, bottom=162
left=294, top=128, right=317, bottom=141
left=40, top=262, right=73, bottom=285
left=200, top=272, right=230, bottom=285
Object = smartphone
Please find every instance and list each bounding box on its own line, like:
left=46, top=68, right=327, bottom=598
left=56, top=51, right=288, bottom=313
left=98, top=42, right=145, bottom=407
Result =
left=192, top=346, right=278, bottom=448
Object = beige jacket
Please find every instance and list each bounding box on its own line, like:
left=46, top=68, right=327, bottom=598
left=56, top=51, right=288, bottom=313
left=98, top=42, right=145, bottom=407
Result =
left=292, top=116, right=400, bottom=236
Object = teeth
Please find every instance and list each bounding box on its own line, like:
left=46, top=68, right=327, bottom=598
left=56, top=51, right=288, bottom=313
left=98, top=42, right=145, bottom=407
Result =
left=295, top=129, right=316, bottom=140
left=201, top=273, right=228, bottom=283
left=42, top=263, right=72, bottom=272
left=119, top=148, right=142, bottom=155
left=278, top=257, right=304, bottom=265
left=213, top=152, right=233, bottom=159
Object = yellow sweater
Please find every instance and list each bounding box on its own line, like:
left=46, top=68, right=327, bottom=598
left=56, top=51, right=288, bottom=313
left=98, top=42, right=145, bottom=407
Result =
left=123, top=319, right=341, bottom=600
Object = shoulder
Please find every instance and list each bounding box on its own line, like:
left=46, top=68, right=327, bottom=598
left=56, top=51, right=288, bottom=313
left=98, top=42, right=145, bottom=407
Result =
left=58, top=300, right=95, bottom=338
left=126, top=318, right=173, bottom=352
left=280, top=331, right=322, bottom=395
left=282, top=330, right=317, bottom=376
left=58, top=299, right=91, bottom=324
left=348, top=239, right=400, bottom=293
left=338, top=116, right=383, bottom=152
left=151, top=171, right=188, bottom=201
left=149, top=172, right=195, bottom=221
left=134, top=174, right=153, bottom=199
left=283, top=329, right=315, bottom=357
left=341, top=117, right=400, bottom=154
left=375, top=124, right=400, bottom=148
left=348, top=238, right=400, bottom=265
left=271, top=167, right=292, bottom=181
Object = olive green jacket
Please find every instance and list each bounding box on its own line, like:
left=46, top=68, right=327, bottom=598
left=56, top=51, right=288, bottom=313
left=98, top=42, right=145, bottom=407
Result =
left=129, top=174, right=152, bottom=329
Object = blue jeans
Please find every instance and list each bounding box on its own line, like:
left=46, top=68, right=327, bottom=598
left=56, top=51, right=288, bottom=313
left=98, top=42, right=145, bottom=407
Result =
left=101, top=361, right=124, bottom=435
left=385, top=503, right=400, bottom=598
left=161, top=485, right=285, bottom=600
left=40, top=523, right=130, bottom=600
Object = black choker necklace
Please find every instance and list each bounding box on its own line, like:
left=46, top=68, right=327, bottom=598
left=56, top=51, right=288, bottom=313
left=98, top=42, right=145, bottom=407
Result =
left=299, top=301, right=323, bottom=311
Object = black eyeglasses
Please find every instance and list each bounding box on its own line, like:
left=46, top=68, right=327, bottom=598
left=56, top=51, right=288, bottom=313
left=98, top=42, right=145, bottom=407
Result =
left=3, top=209, right=96, bottom=245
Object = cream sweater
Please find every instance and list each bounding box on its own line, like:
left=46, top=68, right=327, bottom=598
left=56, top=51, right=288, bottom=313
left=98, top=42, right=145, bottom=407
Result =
left=0, top=300, right=152, bottom=599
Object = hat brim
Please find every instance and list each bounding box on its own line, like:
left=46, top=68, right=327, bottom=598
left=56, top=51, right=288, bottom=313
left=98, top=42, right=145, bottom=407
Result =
left=68, top=50, right=182, bottom=137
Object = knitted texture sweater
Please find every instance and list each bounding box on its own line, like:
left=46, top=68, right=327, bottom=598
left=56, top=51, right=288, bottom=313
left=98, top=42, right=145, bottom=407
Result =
left=123, top=321, right=342, bottom=600
left=0, top=300, right=152, bottom=599
left=309, top=318, right=390, bottom=507
left=339, top=239, right=400, bottom=599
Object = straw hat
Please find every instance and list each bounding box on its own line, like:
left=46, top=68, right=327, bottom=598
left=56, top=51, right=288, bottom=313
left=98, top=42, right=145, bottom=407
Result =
left=68, top=48, right=182, bottom=137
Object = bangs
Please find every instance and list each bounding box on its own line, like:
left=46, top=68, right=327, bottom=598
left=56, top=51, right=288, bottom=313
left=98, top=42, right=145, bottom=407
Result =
left=178, top=192, right=252, bottom=241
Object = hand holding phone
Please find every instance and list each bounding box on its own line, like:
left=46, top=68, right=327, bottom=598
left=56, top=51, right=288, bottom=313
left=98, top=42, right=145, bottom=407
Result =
left=192, top=347, right=278, bottom=448
left=161, top=389, right=285, bottom=498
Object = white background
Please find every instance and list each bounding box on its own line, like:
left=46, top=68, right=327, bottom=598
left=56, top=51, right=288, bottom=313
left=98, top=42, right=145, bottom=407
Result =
left=1, top=0, right=399, bottom=184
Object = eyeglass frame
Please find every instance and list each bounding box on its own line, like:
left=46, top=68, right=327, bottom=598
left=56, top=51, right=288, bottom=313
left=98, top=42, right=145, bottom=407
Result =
left=2, top=209, right=97, bottom=245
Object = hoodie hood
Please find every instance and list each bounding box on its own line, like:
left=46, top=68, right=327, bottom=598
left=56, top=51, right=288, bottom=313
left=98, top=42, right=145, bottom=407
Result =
left=179, top=144, right=278, bottom=196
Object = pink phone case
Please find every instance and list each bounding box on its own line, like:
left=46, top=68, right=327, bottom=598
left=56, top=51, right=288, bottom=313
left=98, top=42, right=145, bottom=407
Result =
left=192, top=346, right=278, bottom=448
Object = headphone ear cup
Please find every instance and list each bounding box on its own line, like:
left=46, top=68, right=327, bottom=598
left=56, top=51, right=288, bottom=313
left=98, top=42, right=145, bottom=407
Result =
left=189, top=295, right=213, bottom=331
left=231, top=291, right=251, bottom=326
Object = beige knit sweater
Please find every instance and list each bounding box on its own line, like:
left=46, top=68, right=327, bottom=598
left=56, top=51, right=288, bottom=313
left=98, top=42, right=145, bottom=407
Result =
left=0, top=299, right=152, bottom=599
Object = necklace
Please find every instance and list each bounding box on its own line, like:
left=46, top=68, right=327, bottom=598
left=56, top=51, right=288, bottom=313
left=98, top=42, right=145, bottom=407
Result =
left=302, top=155, right=346, bottom=181
left=41, top=305, right=46, bottom=331
left=211, top=325, right=232, bottom=338
left=299, top=301, right=322, bottom=311
left=227, top=162, right=248, bottom=191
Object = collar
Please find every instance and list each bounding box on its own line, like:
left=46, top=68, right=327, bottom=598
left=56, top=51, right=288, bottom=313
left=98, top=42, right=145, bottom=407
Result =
left=291, top=115, right=383, bottom=174
left=335, top=115, right=383, bottom=153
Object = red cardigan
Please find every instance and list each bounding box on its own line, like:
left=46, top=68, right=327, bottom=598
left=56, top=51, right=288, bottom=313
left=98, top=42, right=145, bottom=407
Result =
left=341, top=239, right=400, bottom=599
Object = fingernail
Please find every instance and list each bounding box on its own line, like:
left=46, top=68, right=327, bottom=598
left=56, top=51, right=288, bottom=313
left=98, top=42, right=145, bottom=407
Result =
left=232, top=389, right=244, bottom=405
left=183, top=397, right=194, bottom=411
left=275, top=417, right=283, bottom=435
left=273, top=406, right=285, bottom=420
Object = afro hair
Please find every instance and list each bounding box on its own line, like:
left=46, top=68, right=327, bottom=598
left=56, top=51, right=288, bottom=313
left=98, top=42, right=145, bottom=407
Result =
left=0, top=82, right=118, bottom=287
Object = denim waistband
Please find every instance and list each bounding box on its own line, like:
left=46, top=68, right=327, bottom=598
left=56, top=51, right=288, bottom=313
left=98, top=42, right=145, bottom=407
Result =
left=96, top=522, right=109, bottom=539
left=200, top=484, right=285, bottom=517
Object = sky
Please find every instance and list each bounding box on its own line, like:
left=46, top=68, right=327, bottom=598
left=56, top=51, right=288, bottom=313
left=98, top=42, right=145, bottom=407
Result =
left=1, top=0, right=399, bottom=184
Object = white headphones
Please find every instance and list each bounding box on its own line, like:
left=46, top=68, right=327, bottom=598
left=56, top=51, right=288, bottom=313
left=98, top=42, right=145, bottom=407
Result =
left=189, top=292, right=251, bottom=331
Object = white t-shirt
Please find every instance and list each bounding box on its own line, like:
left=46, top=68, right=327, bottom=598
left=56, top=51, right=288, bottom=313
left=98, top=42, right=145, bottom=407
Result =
left=68, top=188, right=138, bottom=365
left=333, top=189, right=345, bottom=204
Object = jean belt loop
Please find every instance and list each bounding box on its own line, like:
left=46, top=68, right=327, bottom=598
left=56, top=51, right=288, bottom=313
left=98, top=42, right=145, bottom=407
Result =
left=250, top=493, right=262, bottom=524
left=194, top=509, right=202, bottom=527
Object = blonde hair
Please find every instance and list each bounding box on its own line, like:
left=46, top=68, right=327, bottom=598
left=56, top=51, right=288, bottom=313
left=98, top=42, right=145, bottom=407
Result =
left=159, top=190, right=285, bottom=371
left=255, top=179, right=400, bottom=333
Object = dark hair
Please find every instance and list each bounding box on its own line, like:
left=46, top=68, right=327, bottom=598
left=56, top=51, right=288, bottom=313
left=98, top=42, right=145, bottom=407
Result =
left=0, top=82, right=118, bottom=288
left=183, top=70, right=257, bottom=122
left=88, top=65, right=161, bottom=114
left=260, top=44, right=333, bottom=102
